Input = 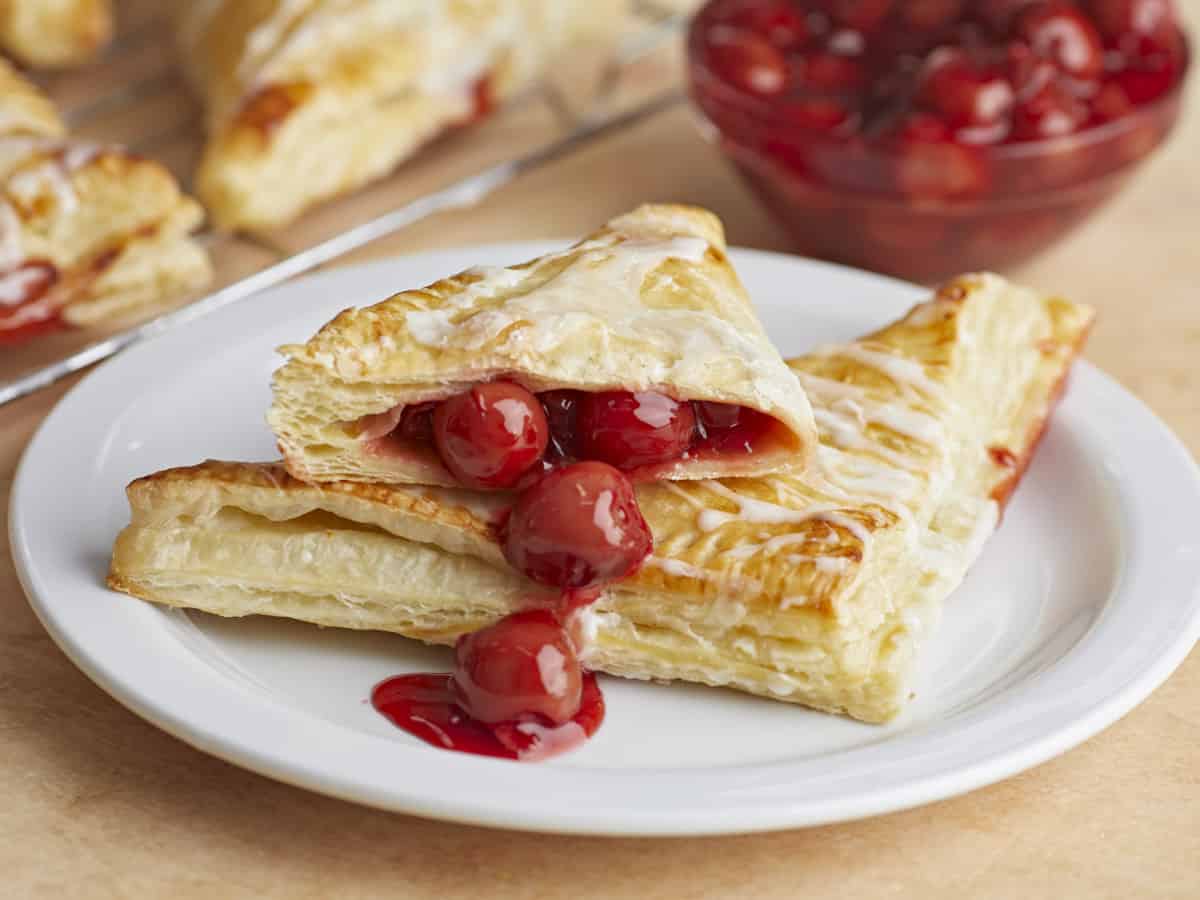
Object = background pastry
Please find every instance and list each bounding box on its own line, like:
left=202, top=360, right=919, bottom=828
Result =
left=110, top=273, right=1094, bottom=723
left=174, top=0, right=627, bottom=230
left=268, top=204, right=818, bottom=488
left=0, top=59, right=211, bottom=340
left=0, top=0, right=112, bottom=68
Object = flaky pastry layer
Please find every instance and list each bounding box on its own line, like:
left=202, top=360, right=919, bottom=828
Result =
left=112, top=273, right=1094, bottom=722
left=268, top=204, right=818, bottom=487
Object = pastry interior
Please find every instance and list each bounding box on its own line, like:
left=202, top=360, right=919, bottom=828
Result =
left=0, top=0, right=112, bottom=68
left=110, top=273, right=1095, bottom=723
left=0, top=59, right=211, bottom=338
left=173, top=0, right=626, bottom=230
left=267, top=204, right=819, bottom=490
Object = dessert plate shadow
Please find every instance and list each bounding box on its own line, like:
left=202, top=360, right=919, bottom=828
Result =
left=11, top=249, right=1200, bottom=835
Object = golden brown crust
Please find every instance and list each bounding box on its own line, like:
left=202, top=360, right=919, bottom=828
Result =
left=110, top=273, right=1095, bottom=723
left=268, top=204, right=818, bottom=488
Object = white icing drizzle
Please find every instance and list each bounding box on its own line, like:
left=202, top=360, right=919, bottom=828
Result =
left=821, top=343, right=949, bottom=403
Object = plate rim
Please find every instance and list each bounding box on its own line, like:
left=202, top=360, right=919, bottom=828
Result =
left=10, top=249, right=1200, bottom=836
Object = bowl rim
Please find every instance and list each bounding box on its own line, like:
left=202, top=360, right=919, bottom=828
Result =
left=685, top=0, right=1192, bottom=160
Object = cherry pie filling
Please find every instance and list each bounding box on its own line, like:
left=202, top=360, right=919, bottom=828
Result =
left=360, top=382, right=788, bottom=490
left=689, top=0, right=1189, bottom=278
left=370, top=384, right=702, bottom=759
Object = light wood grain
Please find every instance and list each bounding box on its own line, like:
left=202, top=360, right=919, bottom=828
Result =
left=1, top=2, right=1198, bottom=897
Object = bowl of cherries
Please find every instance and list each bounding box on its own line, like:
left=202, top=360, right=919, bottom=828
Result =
left=687, top=0, right=1190, bottom=282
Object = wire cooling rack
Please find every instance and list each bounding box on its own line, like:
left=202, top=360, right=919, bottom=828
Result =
left=0, top=0, right=692, bottom=407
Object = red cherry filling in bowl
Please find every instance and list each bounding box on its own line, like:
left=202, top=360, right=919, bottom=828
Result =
left=688, top=0, right=1188, bottom=280
left=361, top=385, right=789, bottom=485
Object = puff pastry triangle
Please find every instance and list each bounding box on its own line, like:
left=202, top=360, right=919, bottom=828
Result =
left=110, top=273, right=1094, bottom=723
left=268, top=204, right=819, bottom=487
left=0, top=60, right=211, bottom=337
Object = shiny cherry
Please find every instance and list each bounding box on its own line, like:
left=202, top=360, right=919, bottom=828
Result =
left=694, top=402, right=777, bottom=454
left=705, top=26, right=790, bottom=95
left=1012, top=79, right=1089, bottom=138
left=501, top=461, right=652, bottom=590
left=918, top=47, right=1015, bottom=126
left=892, top=113, right=989, bottom=198
left=539, top=389, right=583, bottom=462
left=799, top=51, right=869, bottom=90
left=452, top=609, right=582, bottom=726
left=730, top=3, right=812, bottom=49
left=433, top=382, right=548, bottom=489
left=1089, top=0, right=1176, bottom=41
left=397, top=401, right=437, bottom=444
left=575, top=391, right=697, bottom=470
left=1016, top=2, right=1105, bottom=80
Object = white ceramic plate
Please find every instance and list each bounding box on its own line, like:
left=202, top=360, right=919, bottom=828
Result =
left=11, top=249, right=1200, bottom=836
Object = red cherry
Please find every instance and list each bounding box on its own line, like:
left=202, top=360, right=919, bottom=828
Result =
left=1012, top=79, right=1089, bottom=139
left=501, top=461, right=652, bottom=590
left=800, top=51, right=869, bottom=90
left=977, top=0, right=1040, bottom=34
left=452, top=610, right=582, bottom=726
left=917, top=47, right=1016, bottom=126
left=825, top=0, right=894, bottom=33
left=397, top=401, right=436, bottom=444
left=576, top=391, right=697, bottom=470
left=539, top=389, right=582, bottom=462
left=1006, top=39, right=1059, bottom=101
left=897, top=0, right=966, bottom=29
left=778, top=97, right=859, bottom=134
left=433, top=383, right=548, bottom=489
left=892, top=113, right=989, bottom=199
left=704, top=26, right=790, bottom=96
left=1090, top=80, right=1135, bottom=120
left=1089, top=0, right=1175, bottom=41
left=1016, top=2, right=1105, bottom=80
left=694, top=403, right=778, bottom=454
left=730, top=4, right=812, bottom=49
left=1110, top=63, right=1176, bottom=103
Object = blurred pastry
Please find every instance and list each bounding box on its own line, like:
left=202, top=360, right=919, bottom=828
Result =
left=0, top=59, right=210, bottom=340
left=173, top=0, right=626, bottom=230
left=0, top=0, right=112, bottom=68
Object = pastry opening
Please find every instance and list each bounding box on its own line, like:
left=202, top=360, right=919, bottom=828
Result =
left=351, top=381, right=795, bottom=490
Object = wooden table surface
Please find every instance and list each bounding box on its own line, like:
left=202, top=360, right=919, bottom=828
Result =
left=3, top=5, right=1199, bottom=897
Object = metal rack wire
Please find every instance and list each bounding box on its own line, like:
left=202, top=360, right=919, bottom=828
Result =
left=0, top=1, right=691, bottom=408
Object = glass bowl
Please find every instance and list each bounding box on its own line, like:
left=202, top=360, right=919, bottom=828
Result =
left=686, top=1, right=1190, bottom=282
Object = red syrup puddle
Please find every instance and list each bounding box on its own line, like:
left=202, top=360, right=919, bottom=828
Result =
left=372, top=670, right=604, bottom=762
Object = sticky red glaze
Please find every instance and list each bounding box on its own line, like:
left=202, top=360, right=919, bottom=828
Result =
left=694, top=402, right=779, bottom=455
left=575, top=391, right=698, bottom=470
left=539, top=389, right=583, bottom=462
left=372, top=669, right=604, bottom=761
left=452, top=609, right=583, bottom=725
left=501, top=461, right=652, bottom=590
left=432, top=383, right=549, bottom=489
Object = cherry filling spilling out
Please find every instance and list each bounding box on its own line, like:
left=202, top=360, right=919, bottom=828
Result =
left=365, top=383, right=785, bottom=490
left=373, top=383, right=743, bottom=759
